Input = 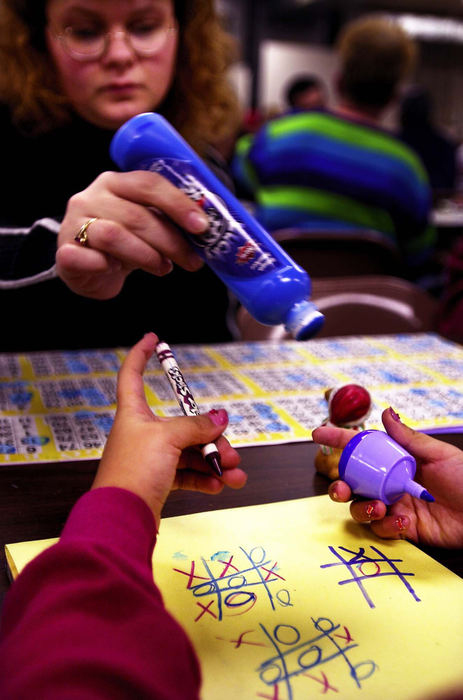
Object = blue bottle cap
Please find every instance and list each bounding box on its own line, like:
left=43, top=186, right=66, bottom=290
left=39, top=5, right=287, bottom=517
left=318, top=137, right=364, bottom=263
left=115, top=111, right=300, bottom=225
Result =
left=285, top=300, right=325, bottom=340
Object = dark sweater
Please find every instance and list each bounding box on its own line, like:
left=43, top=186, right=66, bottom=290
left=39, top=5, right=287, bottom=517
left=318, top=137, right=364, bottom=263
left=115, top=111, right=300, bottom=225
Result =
left=0, top=109, right=232, bottom=351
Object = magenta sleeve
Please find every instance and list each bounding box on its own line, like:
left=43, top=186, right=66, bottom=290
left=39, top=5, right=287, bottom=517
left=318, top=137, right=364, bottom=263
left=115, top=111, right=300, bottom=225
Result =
left=0, top=487, right=201, bottom=699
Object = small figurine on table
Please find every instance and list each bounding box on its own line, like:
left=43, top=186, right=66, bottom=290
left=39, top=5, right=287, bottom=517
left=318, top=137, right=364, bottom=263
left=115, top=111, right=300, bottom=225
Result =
left=314, top=383, right=372, bottom=481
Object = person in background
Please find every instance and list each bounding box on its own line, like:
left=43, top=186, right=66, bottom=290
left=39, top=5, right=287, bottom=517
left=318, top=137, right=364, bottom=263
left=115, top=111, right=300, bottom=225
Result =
left=312, top=406, right=463, bottom=548
left=284, top=73, right=327, bottom=113
left=232, top=15, right=435, bottom=284
left=436, top=236, right=463, bottom=345
left=0, top=0, right=240, bottom=352
left=399, top=87, right=458, bottom=202
left=0, top=332, right=247, bottom=698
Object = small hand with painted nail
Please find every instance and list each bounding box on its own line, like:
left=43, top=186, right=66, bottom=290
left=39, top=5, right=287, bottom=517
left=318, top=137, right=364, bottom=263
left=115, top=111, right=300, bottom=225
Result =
left=92, top=332, right=247, bottom=527
left=312, top=407, right=463, bottom=548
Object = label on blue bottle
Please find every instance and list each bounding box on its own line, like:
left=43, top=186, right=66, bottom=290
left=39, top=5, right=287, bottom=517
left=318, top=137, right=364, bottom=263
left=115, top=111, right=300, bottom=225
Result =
left=144, top=158, right=280, bottom=278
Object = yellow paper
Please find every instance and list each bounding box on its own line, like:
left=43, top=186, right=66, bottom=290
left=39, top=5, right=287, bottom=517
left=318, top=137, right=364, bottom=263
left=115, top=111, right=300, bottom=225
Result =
left=153, top=496, right=463, bottom=700
left=5, top=537, right=58, bottom=580
left=5, top=496, right=463, bottom=700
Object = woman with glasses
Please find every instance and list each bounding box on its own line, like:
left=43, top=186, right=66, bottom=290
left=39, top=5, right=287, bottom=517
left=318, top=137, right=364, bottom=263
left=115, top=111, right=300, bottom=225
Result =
left=0, top=0, right=240, bottom=351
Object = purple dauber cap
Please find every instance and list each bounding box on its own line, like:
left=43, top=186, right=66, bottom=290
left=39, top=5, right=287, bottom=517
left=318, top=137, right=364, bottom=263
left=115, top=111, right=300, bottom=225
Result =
left=338, top=429, right=434, bottom=505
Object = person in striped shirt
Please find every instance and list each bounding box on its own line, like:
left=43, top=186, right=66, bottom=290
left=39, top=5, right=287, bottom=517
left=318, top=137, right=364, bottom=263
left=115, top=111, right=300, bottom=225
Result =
left=232, top=15, right=435, bottom=279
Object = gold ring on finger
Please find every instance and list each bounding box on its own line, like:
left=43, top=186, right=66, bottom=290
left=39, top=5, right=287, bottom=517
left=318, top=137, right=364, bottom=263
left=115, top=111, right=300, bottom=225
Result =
left=75, top=217, right=97, bottom=247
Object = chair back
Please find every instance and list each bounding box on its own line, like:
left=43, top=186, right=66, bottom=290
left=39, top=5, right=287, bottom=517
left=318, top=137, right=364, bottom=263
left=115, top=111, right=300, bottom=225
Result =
left=273, top=228, right=404, bottom=278
left=236, top=275, right=439, bottom=341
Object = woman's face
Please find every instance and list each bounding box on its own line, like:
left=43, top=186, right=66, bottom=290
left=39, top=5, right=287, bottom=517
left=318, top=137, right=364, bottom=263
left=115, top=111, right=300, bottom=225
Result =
left=45, top=0, right=178, bottom=130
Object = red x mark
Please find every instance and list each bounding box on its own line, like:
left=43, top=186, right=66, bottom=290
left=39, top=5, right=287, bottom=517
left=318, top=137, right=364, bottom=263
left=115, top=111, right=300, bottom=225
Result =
left=260, top=562, right=285, bottom=581
left=194, top=599, right=217, bottom=622
left=173, top=561, right=208, bottom=589
left=216, top=629, right=267, bottom=649
left=257, top=683, right=281, bottom=699
left=334, top=626, right=353, bottom=644
left=218, top=555, right=239, bottom=577
left=304, top=671, right=338, bottom=693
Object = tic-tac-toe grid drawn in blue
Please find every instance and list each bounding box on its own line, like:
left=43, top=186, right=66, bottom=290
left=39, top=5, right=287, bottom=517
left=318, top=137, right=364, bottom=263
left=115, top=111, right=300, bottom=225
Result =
left=320, top=545, right=420, bottom=610
left=257, top=615, right=377, bottom=698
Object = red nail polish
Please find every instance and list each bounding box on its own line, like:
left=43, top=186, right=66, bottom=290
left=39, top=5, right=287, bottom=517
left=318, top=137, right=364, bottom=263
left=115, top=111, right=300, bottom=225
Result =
left=208, top=408, right=228, bottom=426
left=388, top=407, right=401, bottom=422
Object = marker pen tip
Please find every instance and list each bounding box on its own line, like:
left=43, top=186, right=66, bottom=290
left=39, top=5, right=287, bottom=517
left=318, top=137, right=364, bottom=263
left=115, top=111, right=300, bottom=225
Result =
left=207, top=453, right=223, bottom=477
left=420, top=489, right=435, bottom=503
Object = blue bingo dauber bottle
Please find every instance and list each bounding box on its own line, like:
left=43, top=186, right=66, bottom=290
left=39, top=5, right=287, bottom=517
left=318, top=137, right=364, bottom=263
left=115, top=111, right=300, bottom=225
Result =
left=110, top=112, right=324, bottom=340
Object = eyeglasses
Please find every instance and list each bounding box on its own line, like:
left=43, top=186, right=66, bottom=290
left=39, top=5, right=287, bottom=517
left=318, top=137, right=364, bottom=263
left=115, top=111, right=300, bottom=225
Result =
left=53, top=21, right=177, bottom=61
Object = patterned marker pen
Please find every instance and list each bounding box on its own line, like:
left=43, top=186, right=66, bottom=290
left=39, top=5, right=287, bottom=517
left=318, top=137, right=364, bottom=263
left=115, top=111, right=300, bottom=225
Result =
left=156, top=341, right=222, bottom=477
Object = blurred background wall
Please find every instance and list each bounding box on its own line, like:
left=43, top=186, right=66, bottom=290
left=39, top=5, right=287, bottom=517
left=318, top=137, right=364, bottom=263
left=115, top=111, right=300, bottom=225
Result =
left=217, top=0, right=463, bottom=139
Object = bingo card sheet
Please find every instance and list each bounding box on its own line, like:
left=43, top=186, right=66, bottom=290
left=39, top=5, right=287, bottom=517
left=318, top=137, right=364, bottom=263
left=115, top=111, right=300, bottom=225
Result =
left=0, top=333, right=462, bottom=464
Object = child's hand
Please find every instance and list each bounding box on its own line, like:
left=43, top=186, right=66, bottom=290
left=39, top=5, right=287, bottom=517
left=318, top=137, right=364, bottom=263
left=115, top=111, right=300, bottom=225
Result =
left=312, top=407, right=463, bottom=548
left=92, top=333, right=246, bottom=526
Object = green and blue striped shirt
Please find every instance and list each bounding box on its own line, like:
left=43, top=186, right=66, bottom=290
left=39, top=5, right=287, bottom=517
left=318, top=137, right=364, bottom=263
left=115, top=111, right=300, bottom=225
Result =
left=232, top=110, right=435, bottom=261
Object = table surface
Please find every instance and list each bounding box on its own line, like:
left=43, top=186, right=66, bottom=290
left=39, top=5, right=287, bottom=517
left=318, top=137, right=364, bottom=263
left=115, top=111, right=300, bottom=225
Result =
left=432, top=206, right=463, bottom=228
left=0, top=435, right=462, bottom=597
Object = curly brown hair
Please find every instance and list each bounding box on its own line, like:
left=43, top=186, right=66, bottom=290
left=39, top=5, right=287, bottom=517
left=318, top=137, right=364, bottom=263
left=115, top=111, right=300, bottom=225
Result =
left=0, top=0, right=240, bottom=151
left=337, top=15, right=417, bottom=110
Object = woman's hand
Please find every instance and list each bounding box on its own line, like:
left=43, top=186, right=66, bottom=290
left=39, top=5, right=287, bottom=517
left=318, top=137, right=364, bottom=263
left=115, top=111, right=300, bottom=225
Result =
left=312, top=407, right=463, bottom=548
left=56, top=171, right=209, bottom=299
left=92, top=332, right=247, bottom=527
